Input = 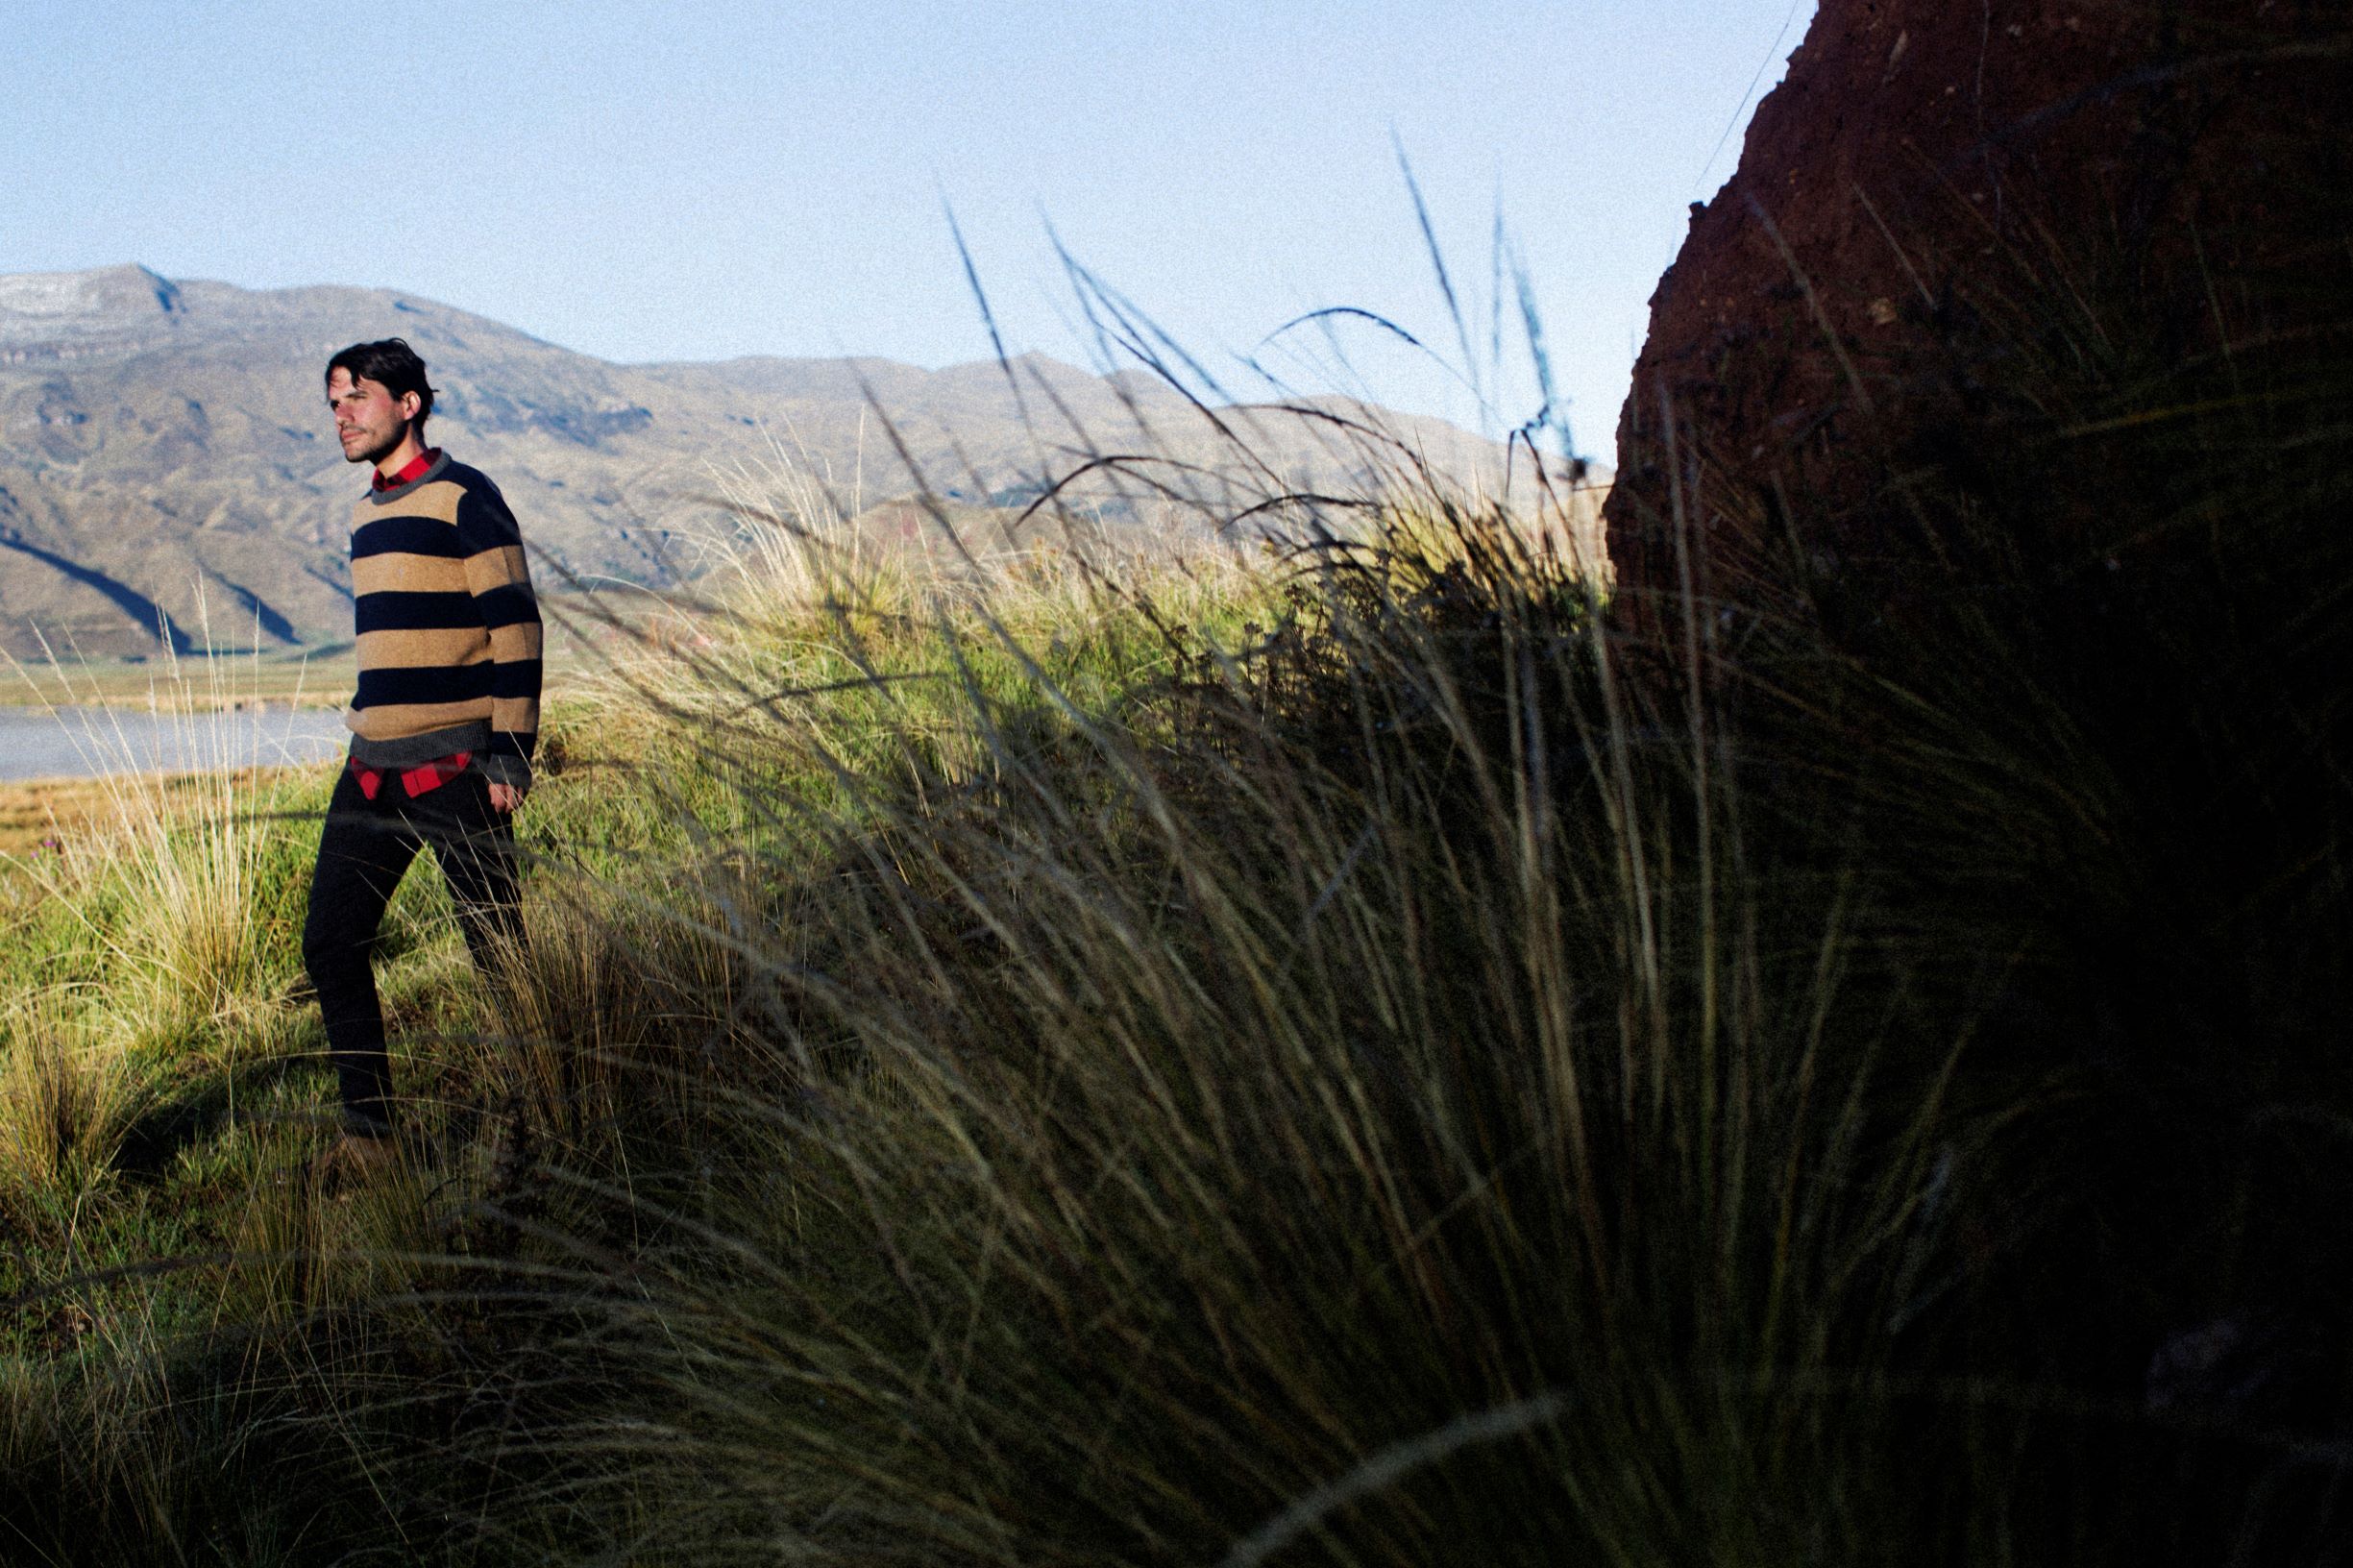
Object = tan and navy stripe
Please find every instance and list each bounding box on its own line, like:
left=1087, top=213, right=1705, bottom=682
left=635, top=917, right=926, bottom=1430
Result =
left=344, top=453, right=541, bottom=785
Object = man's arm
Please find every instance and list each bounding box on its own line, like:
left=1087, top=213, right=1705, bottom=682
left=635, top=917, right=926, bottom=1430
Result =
left=456, top=485, right=543, bottom=798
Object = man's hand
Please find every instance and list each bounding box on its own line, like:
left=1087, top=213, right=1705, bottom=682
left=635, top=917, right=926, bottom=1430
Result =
left=487, top=780, right=523, bottom=815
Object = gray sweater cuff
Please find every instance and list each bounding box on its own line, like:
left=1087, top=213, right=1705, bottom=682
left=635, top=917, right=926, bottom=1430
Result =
left=476, top=750, right=534, bottom=795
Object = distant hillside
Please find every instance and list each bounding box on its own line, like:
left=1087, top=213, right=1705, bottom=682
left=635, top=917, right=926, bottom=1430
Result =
left=0, top=265, right=1557, bottom=658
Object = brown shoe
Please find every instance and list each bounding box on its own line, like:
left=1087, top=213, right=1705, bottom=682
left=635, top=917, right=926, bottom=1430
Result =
left=313, top=1129, right=400, bottom=1189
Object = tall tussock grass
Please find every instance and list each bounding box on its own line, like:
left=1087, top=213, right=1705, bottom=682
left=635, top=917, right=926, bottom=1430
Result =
left=6, top=625, right=321, bottom=1043
left=2, top=145, right=2344, bottom=1556
left=0, top=995, right=145, bottom=1205
left=448, top=487, right=1973, bottom=1564
left=467, top=259, right=2347, bottom=1556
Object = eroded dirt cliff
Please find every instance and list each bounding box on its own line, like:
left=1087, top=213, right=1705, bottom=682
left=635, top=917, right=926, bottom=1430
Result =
left=1606, top=0, right=2352, bottom=610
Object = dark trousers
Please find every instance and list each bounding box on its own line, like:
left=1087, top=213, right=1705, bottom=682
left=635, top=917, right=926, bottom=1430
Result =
left=303, top=763, right=524, bottom=1135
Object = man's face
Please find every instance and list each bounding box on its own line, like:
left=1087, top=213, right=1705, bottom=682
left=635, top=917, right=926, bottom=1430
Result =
left=327, top=367, right=421, bottom=466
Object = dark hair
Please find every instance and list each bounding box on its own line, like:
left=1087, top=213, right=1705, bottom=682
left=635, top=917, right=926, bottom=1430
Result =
left=325, top=338, right=436, bottom=429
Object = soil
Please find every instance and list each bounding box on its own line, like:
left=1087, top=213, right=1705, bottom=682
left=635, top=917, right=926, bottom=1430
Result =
left=1604, top=0, right=2353, bottom=603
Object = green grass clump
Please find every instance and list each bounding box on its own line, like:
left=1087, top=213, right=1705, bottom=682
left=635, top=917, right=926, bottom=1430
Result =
left=517, top=505, right=1960, bottom=1566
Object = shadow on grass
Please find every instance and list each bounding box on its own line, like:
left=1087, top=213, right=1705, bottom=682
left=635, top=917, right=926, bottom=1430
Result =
left=112, top=1050, right=320, bottom=1182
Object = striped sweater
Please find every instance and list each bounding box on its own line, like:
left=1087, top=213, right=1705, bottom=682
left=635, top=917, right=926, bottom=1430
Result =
left=344, top=452, right=542, bottom=790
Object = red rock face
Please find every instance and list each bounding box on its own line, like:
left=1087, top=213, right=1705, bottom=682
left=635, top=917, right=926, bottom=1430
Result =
left=1605, top=0, right=2353, bottom=607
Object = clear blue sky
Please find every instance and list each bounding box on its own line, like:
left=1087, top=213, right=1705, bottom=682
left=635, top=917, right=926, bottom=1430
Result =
left=1, top=0, right=1811, bottom=460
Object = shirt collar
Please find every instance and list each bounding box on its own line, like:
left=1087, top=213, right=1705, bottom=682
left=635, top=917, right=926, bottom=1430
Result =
left=372, top=447, right=442, bottom=492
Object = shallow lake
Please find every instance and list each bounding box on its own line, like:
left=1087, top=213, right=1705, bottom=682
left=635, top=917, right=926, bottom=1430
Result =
left=0, top=703, right=351, bottom=781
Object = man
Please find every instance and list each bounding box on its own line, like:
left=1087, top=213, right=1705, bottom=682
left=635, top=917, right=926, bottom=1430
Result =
left=302, top=337, right=542, bottom=1176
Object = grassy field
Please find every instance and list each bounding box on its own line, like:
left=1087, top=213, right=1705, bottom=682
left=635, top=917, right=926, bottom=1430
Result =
left=0, top=205, right=2346, bottom=1563
left=0, top=527, right=1310, bottom=1557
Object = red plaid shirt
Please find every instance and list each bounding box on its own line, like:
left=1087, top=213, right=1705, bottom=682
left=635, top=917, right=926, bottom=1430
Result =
left=372, top=446, right=440, bottom=491
left=351, top=447, right=472, bottom=800
left=348, top=748, right=473, bottom=802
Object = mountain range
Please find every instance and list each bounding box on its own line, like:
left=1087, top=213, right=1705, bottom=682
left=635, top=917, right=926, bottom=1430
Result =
left=0, top=264, right=1554, bottom=659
